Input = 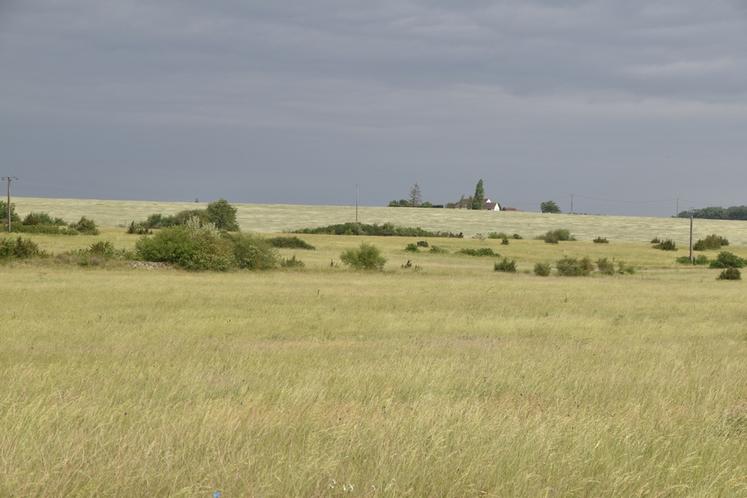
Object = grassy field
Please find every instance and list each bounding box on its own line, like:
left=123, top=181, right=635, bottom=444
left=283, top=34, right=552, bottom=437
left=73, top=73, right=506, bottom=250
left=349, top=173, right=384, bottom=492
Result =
left=1, top=198, right=746, bottom=496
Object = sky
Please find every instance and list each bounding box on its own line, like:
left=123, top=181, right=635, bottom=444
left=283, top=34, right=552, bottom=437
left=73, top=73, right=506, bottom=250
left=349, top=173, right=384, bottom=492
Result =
left=1, top=0, right=746, bottom=215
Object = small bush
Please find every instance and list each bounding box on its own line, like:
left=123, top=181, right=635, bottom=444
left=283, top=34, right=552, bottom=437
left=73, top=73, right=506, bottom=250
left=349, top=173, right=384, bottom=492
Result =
left=534, top=262, right=551, bottom=276
left=556, top=256, right=594, bottom=276
left=69, top=217, right=99, bottom=235
left=501, top=238, right=509, bottom=245
left=709, top=251, right=746, bottom=269
left=416, top=240, right=429, bottom=248
left=136, top=225, right=237, bottom=271
left=13, top=224, right=79, bottom=235
left=429, top=246, right=448, bottom=254
left=650, top=237, right=661, bottom=244
left=458, top=247, right=499, bottom=257
left=267, top=236, right=315, bottom=250
left=540, top=229, right=575, bottom=244
left=676, top=255, right=709, bottom=265
left=653, top=239, right=676, bottom=251
left=0, top=237, right=42, bottom=259
left=494, top=258, right=517, bottom=273
left=593, top=237, right=609, bottom=244
left=405, top=243, right=419, bottom=252
left=596, top=257, right=616, bottom=275
left=22, top=212, right=66, bottom=226
left=512, top=233, right=523, bottom=240
left=88, top=241, right=116, bottom=257
left=617, top=261, right=636, bottom=275
left=340, top=243, right=386, bottom=270
left=718, top=268, right=741, bottom=280
left=127, top=221, right=152, bottom=235
left=693, top=234, right=729, bottom=251
left=280, top=255, right=305, bottom=268
left=487, top=232, right=508, bottom=239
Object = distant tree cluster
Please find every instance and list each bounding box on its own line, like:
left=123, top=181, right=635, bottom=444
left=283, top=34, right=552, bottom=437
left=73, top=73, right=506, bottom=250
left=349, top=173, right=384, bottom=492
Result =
left=677, top=206, right=747, bottom=220
left=540, top=200, right=561, bottom=213
left=388, top=183, right=435, bottom=208
left=130, top=199, right=239, bottom=232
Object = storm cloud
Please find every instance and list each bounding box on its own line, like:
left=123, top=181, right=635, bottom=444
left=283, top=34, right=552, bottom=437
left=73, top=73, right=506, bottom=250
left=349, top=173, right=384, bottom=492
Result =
left=2, top=0, right=746, bottom=214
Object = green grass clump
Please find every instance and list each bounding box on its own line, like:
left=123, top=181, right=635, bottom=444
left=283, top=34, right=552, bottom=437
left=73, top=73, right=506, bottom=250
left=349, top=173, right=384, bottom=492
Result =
left=534, top=262, right=551, bottom=276
left=405, top=243, right=419, bottom=252
left=653, top=239, right=676, bottom=251
left=676, top=255, right=709, bottom=265
left=596, top=257, right=616, bottom=275
left=280, top=255, right=305, bottom=268
left=494, top=258, right=517, bottom=273
left=416, top=240, right=429, bottom=248
left=429, top=246, right=448, bottom=254
left=556, top=256, right=594, bottom=276
left=267, top=236, right=315, bottom=250
left=459, top=247, right=499, bottom=257
left=340, top=243, right=386, bottom=270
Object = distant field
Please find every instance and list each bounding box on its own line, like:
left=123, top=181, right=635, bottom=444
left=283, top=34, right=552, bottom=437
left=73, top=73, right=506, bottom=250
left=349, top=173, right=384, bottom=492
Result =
left=2, top=197, right=746, bottom=496
left=14, top=196, right=747, bottom=245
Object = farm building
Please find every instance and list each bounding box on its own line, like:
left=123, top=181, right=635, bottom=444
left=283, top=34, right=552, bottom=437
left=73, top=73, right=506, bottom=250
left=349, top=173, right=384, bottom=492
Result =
left=484, top=199, right=501, bottom=211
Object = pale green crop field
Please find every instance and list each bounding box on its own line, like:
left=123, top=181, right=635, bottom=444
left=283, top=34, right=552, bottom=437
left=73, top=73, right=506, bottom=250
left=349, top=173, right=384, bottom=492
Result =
left=1, top=197, right=746, bottom=497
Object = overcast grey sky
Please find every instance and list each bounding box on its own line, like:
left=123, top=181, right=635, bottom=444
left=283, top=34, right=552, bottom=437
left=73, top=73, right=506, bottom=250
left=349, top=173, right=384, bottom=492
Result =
left=1, top=0, right=746, bottom=215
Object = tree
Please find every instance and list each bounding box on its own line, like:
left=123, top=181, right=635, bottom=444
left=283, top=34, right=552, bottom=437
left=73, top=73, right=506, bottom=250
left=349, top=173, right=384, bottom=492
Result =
left=409, top=183, right=422, bottom=208
left=206, top=199, right=239, bottom=231
left=541, top=200, right=561, bottom=213
left=471, top=179, right=485, bottom=210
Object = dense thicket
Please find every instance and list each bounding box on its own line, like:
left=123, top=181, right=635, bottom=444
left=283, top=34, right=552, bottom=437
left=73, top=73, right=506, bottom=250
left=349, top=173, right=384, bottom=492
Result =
left=135, top=199, right=239, bottom=231
left=293, top=222, right=463, bottom=238
left=678, top=206, right=747, bottom=220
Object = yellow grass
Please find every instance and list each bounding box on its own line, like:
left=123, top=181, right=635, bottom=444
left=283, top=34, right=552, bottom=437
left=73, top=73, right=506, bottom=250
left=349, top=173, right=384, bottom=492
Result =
left=1, top=197, right=746, bottom=496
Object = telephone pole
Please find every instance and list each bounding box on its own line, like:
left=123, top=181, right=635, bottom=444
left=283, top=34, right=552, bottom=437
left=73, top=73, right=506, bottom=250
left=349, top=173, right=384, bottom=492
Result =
left=2, top=176, right=18, bottom=233
left=570, top=193, right=574, bottom=214
left=355, top=184, right=359, bottom=223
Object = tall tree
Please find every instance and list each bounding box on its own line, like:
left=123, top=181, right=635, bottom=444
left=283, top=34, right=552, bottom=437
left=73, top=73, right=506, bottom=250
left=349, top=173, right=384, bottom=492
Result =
left=471, top=179, right=485, bottom=210
left=409, top=183, right=422, bottom=207
left=540, top=200, right=561, bottom=213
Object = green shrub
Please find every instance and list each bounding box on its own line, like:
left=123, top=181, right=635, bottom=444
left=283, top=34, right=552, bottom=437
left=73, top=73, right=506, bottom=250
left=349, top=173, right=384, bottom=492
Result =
left=709, top=251, right=746, bottom=269
left=416, top=240, right=429, bottom=248
left=69, top=217, right=99, bottom=235
left=653, top=239, right=676, bottom=251
left=596, top=257, right=616, bottom=275
left=429, top=246, right=448, bottom=254
left=127, top=221, right=152, bottom=235
left=206, top=199, right=239, bottom=231
left=676, top=255, right=709, bottom=265
left=512, top=233, right=523, bottom=240
left=0, top=237, right=42, bottom=259
left=22, top=212, right=66, bottom=226
left=0, top=200, right=20, bottom=226
left=494, top=258, right=517, bottom=273
left=693, top=234, right=729, bottom=251
left=458, top=247, right=499, bottom=257
left=593, top=237, right=609, bottom=244
left=340, top=243, right=386, bottom=270
left=226, top=233, right=278, bottom=270
left=500, top=238, right=509, bottom=245
left=88, top=241, right=116, bottom=257
left=540, top=229, right=575, bottom=244
left=293, top=222, right=462, bottom=238
left=280, top=255, right=305, bottom=268
left=556, top=256, right=594, bottom=276
left=617, top=261, right=636, bottom=275
left=267, top=236, right=315, bottom=250
left=136, top=225, right=234, bottom=271
left=405, top=243, right=419, bottom=252
left=534, top=262, right=551, bottom=276
left=13, top=224, right=79, bottom=235
left=487, top=232, right=508, bottom=239
left=718, top=268, right=741, bottom=280
left=650, top=237, right=661, bottom=244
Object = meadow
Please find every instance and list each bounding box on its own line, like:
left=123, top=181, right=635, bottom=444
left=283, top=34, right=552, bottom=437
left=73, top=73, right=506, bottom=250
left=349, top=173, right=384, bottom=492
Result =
left=1, top=198, right=746, bottom=496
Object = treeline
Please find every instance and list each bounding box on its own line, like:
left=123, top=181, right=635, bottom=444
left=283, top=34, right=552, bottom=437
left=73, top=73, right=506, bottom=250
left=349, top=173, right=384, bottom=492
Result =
left=678, top=206, right=747, bottom=220
left=1, top=200, right=99, bottom=235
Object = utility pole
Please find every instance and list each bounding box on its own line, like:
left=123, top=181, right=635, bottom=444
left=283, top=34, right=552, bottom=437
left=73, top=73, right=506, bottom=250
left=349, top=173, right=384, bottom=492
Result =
left=675, top=197, right=679, bottom=217
left=570, top=193, right=574, bottom=214
left=689, top=215, right=694, bottom=263
left=2, top=176, right=18, bottom=233
left=355, top=184, right=359, bottom=224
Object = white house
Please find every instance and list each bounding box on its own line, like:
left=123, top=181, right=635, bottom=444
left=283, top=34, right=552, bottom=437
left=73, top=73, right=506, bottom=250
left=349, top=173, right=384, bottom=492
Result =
left=484, top=198, right=501, bottom=211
